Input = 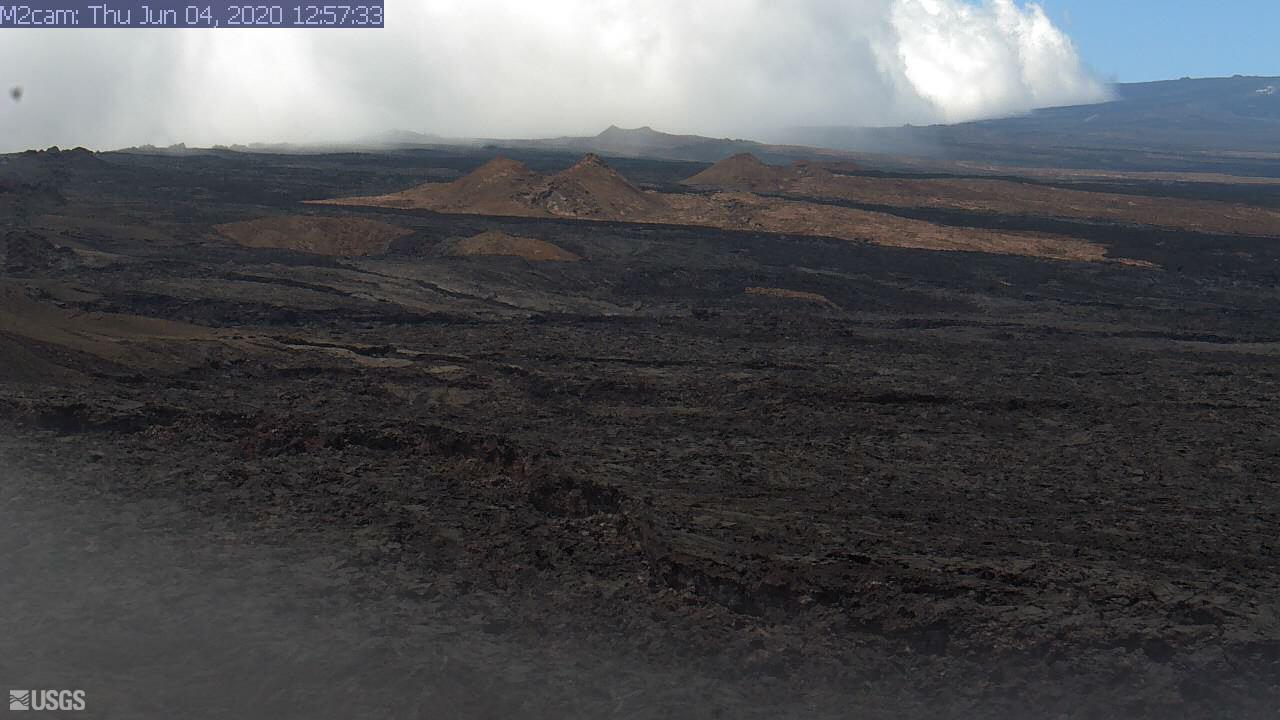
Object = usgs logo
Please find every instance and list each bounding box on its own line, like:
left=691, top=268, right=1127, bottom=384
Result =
left=8, top=690, right=86, bottom=712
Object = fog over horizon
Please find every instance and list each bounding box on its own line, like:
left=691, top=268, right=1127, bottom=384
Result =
left=0, top=0, right=1111, bottom=152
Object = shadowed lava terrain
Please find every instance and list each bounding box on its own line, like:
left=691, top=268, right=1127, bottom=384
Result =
left=2, top=144, right=1278, bottom=718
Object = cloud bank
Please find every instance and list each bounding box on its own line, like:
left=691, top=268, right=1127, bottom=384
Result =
left=0, top=0, right=1110, bottom=151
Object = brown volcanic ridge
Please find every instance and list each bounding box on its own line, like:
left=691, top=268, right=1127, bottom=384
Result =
left=537, top=154, right=668, bottom=220
left=374, top=156, right=544, bottom=216
left=215, top=216, right=412, bottom=257
left=315, top=154, right=1148, bottom=265
left=687, top=154, right=1280, bottom=238
left=320, top=154, right=666, bottom=222
left=682, top=153, right=836, bottom=192
left=445, top=231, right=581, bottom=262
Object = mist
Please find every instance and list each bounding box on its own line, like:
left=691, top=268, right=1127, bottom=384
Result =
left=0, top=0, right=1110, bottom=152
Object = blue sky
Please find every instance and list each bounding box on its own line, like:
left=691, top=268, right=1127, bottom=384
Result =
left=1036, top=2, right=1279, bottom=82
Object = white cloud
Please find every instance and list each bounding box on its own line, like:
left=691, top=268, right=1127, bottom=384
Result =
left=0, top=0, right=1110, bottom=151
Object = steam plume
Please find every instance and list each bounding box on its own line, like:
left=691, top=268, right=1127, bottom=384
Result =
left=0, top=0, right=1108, bottom=151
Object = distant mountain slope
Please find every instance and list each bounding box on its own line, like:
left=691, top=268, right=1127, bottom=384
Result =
left=119, top=78, right=1279, bottom=177
left=487, top=78, right=1280, bottom=174
left=956, top=76, right=1280, bottom=150
left=783, top=76, right=1280, bottom=174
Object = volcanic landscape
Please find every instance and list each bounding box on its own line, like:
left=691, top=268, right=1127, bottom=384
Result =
left=2, top=140, right=1278, bottom=718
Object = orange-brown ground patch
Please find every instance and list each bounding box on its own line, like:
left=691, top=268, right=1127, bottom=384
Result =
left=313, top=155, right=1144, bottom=265
left=664, top=192, right=1116, bottom=263
left=682, top=153, right=798, bottom=191
left=687, top=155, right=1280, bottom=238
left=537, top=155, right=668, bottom=220
left=215, top=216, right=412, bottom=257
left=0, top=281, right=228, bottom=382
left=316, top=155, right=665, bottom=222
left=341, top=156, right=545, bottom=217
left=446, top=231, right=581, bottom=262
left=682, top=154, right=854, bottom=193
left=745, top=287, right=839, bottom=310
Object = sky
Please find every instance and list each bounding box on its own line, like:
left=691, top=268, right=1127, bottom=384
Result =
left=1036, top=2, right=1280, bottom=83
left=0, top=0, right=1273, bottom=151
